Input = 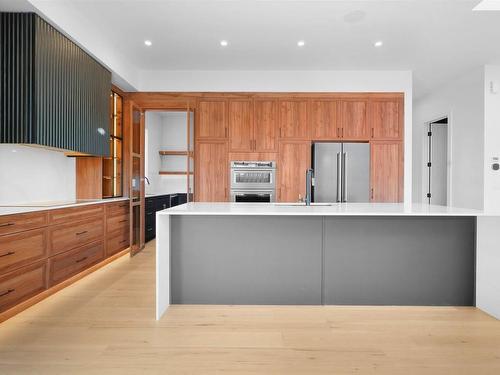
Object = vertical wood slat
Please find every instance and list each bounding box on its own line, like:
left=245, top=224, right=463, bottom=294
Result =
left=0, top=12, right=111, bottom=156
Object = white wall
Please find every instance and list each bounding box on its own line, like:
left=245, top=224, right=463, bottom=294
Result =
left=0, top=144, right=75, bottom=204
left=413, top=67, right=485, bottom=209
left=145, top=111, right=188, bottom=195
left=139, top=70, right=413, bottom=204
left=483, top=65, right=500, bottom=213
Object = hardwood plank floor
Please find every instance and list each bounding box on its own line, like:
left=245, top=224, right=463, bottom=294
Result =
left=0, top=240, right=499, bottom=374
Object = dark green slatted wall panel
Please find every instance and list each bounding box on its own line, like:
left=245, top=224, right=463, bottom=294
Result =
left=0, top=12, right=111, bottom=156
left=0, top=13, right=36, bottom=143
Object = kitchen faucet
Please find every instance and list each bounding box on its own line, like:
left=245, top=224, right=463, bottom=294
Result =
left=145, top=176, right=150, bottom=185
left=305, top=168, right=314, bottom=206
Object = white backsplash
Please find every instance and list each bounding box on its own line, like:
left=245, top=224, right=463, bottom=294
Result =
left=0, top=144, right=76, bottom=205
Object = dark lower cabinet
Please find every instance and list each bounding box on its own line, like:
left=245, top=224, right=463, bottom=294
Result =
left=145, top=193, right=188, bottom=242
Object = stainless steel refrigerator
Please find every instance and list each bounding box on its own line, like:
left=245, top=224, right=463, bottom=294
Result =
left=312, top=142, right=370, bottom=203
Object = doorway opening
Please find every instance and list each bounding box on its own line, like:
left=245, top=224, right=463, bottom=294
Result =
left=425, top=116, right=449, bottom=205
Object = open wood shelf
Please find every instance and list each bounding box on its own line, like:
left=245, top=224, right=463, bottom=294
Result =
left=159, top=150, right=194, bottom=157
left=159, top=171, right=194, bottom=176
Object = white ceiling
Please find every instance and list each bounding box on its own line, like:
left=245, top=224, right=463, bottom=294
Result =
left=2, top=0, right=500, bottom=98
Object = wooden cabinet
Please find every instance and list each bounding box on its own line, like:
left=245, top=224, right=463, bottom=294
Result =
left=49, top=205, right=104, bottom=226
left=0, top=228, right=48, bottom=274
left=254, top=99, right=278, bottom=152
left=197, top=100, right=227, bottom=139
left=107, top=229, right=129, bottom=257
left=370, top=99, right=403, bottom=140
left=106, top=214, right=129, bottom=233
left=49, top=217, right=104, bottom=256
left=279, top=100, right=308, bottom=139
left=278, top=141, right=311, bottom=202
left=0, top=262, right=47, bottom=312
left=309, top=100, right=339, bottom=140
left=229, top=100, right=253, bottom=151
left=0, top=211, right=48, bottom=236
left=48, top=241, right=105, bottom=286
left=341, top=100, right=369, bottom=140
left=196, top=141, right=228, bottom=202
left=370, top=141, right=403, bottom=202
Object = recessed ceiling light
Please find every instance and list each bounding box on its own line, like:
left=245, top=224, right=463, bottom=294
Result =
left=473, top=0, right=500, bottom=11
left=144, top=40, right=152, bottom=47
left=220, top=40, right=228, bottom=47
left=374, top=41, right=383, bottom=47
left=297, top=40, right=305, bottom=47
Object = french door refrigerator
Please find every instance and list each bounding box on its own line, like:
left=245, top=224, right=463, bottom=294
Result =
left=312, top=142, right=370, bottom=203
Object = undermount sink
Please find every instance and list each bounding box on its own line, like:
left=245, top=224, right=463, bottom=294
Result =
left=273, top=202, right=334, bottom=207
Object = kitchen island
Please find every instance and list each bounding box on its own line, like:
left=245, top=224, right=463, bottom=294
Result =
left=156, top=203, right=499, bottom=320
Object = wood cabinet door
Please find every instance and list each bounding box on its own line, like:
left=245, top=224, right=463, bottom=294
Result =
left=278, top=141, right=311, bottom=202
left=228, top=100, right=253, bottom=152
left=370, top=99, right=403, bottom=140
left=197, top=100, right=227, bottom=139
left=309, top=100, right=339, bottom=140
left=341, top=100, right=369, bottom=140
left=370, top=141, right=403, bottom=202
left=279, top=100, right=308, bottom=139
left=195, top=141, right=228, bottom=202
left=254, top=99, right=278, bottom=152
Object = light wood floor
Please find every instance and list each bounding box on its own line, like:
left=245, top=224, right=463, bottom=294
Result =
left=0, top=240, right=499, bottom=374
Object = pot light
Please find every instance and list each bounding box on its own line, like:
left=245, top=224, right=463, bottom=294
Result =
left=297, top=40, right=305, bottom=47
left=473, top=0, right=500, bottom=11
left=144, top=40, right=152, bottom=47
left=220, top=40, right=228, bottom=47
left=374, top=40, right=383, bottom=47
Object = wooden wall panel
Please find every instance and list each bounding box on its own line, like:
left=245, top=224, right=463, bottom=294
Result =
left=75, top=158, right=103, bottom=199
left=195, top=141, right=228, bottom=202
left=278, top=141, right=311, bottom=202
left=370, top=141, right=403, bottom=202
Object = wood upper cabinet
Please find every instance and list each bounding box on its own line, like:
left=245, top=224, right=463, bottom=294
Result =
left=278, top=141, right=311, bottom=202
left=195, top=141, right=228, bottom=202
left=197, top=100, right=228, bottom=139
left=370, top=99, right=403, bottom=140
left=309, top=100, right=339, bottom=140
left=279, top=100, right=308, bottom=139
left=341, top=100, right=369, bottom=140
left=228, top=100, right=253, bottom=152
left=370, top=141, right=403, bottom=203
left=254, top=99, right=278, bottom=152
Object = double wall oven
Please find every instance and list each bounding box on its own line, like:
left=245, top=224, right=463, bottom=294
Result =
left=230, top=161, right=276, bottom=202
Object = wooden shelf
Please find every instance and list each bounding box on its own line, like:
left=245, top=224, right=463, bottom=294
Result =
left=159, top=150, right=194, bottom=157
left=159, top=171, right=194, bottom=176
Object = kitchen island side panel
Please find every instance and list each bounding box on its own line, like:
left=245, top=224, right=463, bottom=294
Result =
left=170, top=215, right=323, bottom=304
left=324, top=216, right=475, bottom=306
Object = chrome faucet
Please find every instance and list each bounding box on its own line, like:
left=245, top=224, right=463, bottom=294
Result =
left=305, top=168, right=314, bottom=206
left=145, top=176, right=151, bottom=185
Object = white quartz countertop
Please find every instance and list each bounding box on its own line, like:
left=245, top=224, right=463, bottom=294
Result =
left=0, top=197, right=129, bottom=216
left=159, top=202, right=485, bottom=217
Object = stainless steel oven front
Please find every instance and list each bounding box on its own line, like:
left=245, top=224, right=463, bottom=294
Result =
left=230, top=190, right=275, bottom=203
left=230, top=161, right=276, bottom=190
left=230, top=161, right=276, bottom=202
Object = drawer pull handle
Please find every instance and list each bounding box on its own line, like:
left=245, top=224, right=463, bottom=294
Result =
left=0, top=288, right=15, bottom=297
left=147, top=228, right=153, bottom=232
left=120, top=239, right=128, bottom=244
left=119, top=220, right=127, bottom=223
left=75, top=256, right=88, bottom=263
left=76, top=231, right=88, bottom=236
left=0, top=251, right=15, bottom=258
left=0, top=222, right=14, bottom=228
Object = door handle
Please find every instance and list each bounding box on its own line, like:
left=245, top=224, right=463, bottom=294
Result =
left=336, top=153, right=341, bottom=203
left=75, top=256, right=88, bottom=263
left=342, top=152, right=346, bottom=202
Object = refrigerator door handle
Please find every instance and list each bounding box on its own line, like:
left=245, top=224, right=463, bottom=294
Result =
left=342, top=152, right=347, bottom=202
left=336, top=152, right=341, bottom=202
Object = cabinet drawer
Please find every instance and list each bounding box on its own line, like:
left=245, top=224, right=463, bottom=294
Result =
left=0, top=211, right=48, bottom=236
left=50, top=217, right=104, bottom=256
left=107, top=229, right=129, bottom=257
left=107, top=214, right=129, bottom=233
left=0, top=228, right=48, bottom=275
left=49, top=205, right=104, bottom=225
left=0, top=262, right=47, bottom=312
left=106, top=201, right=129, bottom=218
left=48, top=241, right=104, bottom=286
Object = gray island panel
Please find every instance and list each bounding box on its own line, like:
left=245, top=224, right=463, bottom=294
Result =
left=324, top=216, right=475, bottom=306
left=171, top=215, right=323, bottom=304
